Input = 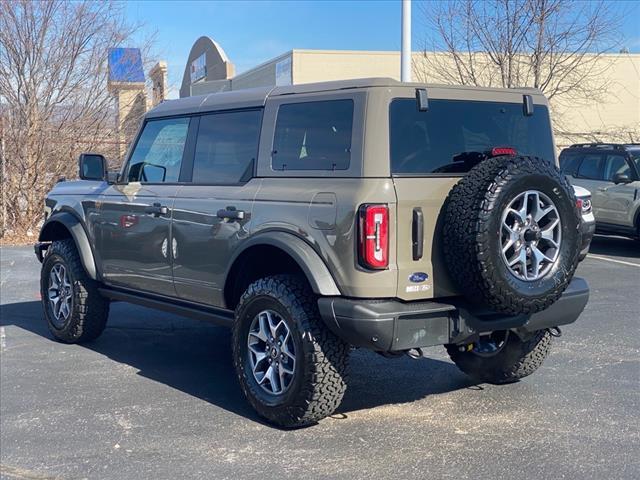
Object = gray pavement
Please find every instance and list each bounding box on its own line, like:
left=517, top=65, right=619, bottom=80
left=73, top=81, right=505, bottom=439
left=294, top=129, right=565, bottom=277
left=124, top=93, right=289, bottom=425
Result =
left=1, top=236, right=639, bottom=479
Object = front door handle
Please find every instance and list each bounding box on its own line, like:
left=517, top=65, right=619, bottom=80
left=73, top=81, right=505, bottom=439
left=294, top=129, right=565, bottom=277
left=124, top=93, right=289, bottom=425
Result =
left=145, top=202, right=169, bottom=217
left=217, top=207, right=245, bottom=221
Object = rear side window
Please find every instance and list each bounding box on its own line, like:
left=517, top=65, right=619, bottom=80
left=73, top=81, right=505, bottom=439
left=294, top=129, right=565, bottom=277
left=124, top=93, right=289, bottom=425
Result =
left=576, top=154, right=604, bottom=180
left=192, top=110, right=261, bottom=184
left=127, top=117, right=190, bottom=183
left=603, top=154, right=631, bottom=181
left=272, top=100, right=353, bottom=171
left=389, top=99, right=555, bottom=175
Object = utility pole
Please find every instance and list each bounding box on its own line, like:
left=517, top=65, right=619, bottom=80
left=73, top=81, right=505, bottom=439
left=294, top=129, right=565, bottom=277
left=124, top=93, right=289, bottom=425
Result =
left=401, top=0, right=412, bottom=82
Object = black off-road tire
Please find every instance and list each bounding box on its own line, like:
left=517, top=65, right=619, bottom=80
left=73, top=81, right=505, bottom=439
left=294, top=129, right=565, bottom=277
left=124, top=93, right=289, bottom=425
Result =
left=443, top=155, right=582, bottom=314
left=232, top=275, right=349, bottom=428
left=40, top=239, right=109, bottom=343
left=446, top=329, right=552, bottom=384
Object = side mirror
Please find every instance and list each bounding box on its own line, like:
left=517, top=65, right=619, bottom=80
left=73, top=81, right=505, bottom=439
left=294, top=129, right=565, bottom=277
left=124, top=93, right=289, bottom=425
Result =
left=613, top=172, right=632, bottom=184
left=78, top=153, right=107, bottom=181
left=141, top=163, right=166, bottom=183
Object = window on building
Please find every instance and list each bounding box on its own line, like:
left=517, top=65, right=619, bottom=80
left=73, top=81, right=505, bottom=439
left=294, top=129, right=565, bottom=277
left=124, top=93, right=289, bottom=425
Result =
left=576, top=154, right=605, bottom=180
left=389, top=99, right=556, bottom=174
left=603, top=154, right=631, bottom=181
left=192, top=110, right=262, bottom=184
left=126, top=117, right=190, bottom=183
left=272, top=100, right=353, bottom=171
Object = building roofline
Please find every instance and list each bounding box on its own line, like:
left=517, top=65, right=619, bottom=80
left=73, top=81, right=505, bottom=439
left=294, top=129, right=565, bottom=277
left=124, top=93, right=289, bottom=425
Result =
left=233, top=51, right=293, bottom=81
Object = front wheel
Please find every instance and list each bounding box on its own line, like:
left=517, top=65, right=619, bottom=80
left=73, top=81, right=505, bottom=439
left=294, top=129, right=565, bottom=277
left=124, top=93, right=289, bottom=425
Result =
left=446, top=329, right=552, bottom=384
left=232, top=275, right=349, bottom=428
left=40, top=239, right=109, bottom=343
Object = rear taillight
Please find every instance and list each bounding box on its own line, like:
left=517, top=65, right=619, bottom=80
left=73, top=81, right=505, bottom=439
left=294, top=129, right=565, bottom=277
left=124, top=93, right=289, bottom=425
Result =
left=576, top=197, right=592, bottom=214
left=358, top=204, right=389, bottom=270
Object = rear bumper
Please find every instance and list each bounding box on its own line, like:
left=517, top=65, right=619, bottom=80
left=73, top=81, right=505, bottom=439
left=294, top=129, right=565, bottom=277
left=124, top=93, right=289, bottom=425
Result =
left=318, top=277, right=589, bottom=352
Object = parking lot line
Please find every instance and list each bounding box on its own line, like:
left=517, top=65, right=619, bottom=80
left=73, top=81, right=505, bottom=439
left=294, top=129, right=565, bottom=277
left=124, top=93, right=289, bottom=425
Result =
left=588, top=254, right=640, bottom=268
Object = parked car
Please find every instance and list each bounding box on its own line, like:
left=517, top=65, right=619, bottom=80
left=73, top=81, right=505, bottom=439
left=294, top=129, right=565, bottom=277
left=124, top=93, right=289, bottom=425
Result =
left=573, top=185, right=595, bottom=260
left=35, top=79, right=589, bottom=427
left=560, top=143, right=640, bottom=241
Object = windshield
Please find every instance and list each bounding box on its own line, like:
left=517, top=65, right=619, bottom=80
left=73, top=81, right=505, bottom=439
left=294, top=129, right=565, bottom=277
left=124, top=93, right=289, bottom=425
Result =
left=389, top=98, right=556, bottom=175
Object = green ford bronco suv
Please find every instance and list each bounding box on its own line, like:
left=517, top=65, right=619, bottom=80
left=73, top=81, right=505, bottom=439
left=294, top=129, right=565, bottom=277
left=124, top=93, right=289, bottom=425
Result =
left=36, top=78, right=589, bottom=427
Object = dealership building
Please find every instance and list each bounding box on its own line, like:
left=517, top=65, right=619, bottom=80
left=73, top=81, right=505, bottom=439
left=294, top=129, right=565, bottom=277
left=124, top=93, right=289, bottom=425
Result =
left=178, top=36, right=640, bottom=148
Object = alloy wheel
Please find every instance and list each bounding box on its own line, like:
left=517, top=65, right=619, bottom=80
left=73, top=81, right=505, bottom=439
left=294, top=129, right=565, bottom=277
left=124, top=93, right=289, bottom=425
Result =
left=500, top=190, right=562, bottom=281
left=48, top=263, right=73, bottom=327
left=247, top=310, right=296, bottom=395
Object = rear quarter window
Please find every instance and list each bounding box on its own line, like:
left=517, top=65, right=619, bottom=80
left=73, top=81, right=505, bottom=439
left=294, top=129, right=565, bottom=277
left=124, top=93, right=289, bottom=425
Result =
left=389, top=98, right=556, bottom=175
left=272, top=100, right=353, bottom=171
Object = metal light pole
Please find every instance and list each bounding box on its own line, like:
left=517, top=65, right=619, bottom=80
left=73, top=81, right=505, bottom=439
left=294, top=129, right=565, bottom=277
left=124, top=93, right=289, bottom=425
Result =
left=401, top=0, right=412, bottom=82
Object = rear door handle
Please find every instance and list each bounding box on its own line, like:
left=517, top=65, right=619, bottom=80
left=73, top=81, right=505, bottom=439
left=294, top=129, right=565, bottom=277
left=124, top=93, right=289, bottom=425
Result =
left=217, top=207, right=245, bottom=221
left=145, top=202, right=169, bottom=217
left=412, top=207, right=424, bottom=261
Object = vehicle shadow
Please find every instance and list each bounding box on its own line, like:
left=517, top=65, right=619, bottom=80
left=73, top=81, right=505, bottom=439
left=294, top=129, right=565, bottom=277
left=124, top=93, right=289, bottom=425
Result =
left=0, top=300, right=474, bottom=427
left=588, top=234, right=639, bottom=259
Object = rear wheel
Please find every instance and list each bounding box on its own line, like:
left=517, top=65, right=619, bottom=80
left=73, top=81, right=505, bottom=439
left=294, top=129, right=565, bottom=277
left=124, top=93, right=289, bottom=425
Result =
left=232, top=275, right=349, bottom=428
left=446, top=329, right=552, bottom=384
left=40, top=239, right=109, bottom=343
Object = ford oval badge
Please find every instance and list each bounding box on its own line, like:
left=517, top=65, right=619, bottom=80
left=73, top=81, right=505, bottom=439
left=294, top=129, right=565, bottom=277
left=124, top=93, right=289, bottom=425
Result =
left=409, top=272, right=429, bottom=283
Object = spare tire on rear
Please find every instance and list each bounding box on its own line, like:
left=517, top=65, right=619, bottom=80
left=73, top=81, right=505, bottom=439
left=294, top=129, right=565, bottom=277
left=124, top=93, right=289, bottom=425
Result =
left=442, top=155, right=582, bottom=315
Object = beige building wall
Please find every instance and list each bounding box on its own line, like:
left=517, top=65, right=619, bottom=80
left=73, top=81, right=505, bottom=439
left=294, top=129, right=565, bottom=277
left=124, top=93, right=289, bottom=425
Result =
left=180, top=45, right=640, bottom=149
left=292, top=50, right=400, bottom=84
left=549, top=54, right=640, bottom=146
left=289, top=50, right=640, bottom=148
left=232, top=53, right=285, bottom=90
left=110, top=84, right=147, bottom=160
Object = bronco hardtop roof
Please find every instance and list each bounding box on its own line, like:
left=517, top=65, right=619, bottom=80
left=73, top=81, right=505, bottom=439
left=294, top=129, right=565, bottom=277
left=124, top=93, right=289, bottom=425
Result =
left=146, top=77, right=545, bottom=119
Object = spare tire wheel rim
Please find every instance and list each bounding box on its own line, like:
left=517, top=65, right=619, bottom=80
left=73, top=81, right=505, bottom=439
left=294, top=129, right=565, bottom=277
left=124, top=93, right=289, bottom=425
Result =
left=500, top=190, right=562, bottom=281
left=247, top=309, right=296, bottom=395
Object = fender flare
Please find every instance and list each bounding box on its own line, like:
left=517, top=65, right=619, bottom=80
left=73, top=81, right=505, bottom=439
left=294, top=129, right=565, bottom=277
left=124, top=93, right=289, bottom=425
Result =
left=39, top=212, right=99, bottom=280
left=226, top=231, right=341, bottom=296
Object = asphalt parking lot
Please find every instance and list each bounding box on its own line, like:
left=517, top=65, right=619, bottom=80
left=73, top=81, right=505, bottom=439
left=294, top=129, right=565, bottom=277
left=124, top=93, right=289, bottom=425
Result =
left=1, top=236, right=639, bottom=480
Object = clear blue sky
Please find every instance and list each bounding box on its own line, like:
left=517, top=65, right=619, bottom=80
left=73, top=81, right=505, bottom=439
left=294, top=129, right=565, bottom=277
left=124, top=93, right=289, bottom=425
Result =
left=124, top=0, right=640, bottom=98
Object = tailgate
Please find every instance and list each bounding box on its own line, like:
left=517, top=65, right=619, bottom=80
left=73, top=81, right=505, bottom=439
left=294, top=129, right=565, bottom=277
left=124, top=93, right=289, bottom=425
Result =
left=392, top=177, right=460, bottom=301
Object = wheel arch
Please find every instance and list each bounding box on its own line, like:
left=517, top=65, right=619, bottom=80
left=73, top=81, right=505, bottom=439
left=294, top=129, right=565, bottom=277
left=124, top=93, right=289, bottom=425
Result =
left=39, top=212, right=99, bottom=281
left=223, top=232, right=340, bottom=310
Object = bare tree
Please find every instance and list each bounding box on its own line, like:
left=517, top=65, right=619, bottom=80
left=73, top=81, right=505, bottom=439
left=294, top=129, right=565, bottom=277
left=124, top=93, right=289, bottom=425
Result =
left=415, top=0, right=623, bottom=103
left=0, top=0, right=152, bottom=237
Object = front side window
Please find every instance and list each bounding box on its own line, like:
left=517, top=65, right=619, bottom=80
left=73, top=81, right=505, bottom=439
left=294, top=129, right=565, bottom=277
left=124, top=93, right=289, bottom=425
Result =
left=389, top=99, right=556, bottom=175
left=192, top=110, right=262, bottom=184
left=576, top=154, right=604, bottom=180
left=126, top=117, right=190, bottom=183
left=272, top=100, right=353, bottom=171
left=603, top=154, right=631, bottom=181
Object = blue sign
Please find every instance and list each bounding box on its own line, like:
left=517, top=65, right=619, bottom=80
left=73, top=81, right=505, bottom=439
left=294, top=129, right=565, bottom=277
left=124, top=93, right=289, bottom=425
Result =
left=108, top=48, right=145, bottom=83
